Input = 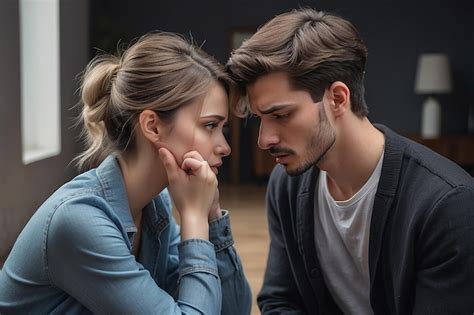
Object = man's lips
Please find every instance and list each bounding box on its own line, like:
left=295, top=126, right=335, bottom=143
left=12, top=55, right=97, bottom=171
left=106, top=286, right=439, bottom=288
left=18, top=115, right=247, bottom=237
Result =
left=269, top=147, right=294, bottom=164
left=270, top=153, right=290, bottom=163
left=269, top=147, right=294, bottom=156
left=270, top=153, right=289, bottom=158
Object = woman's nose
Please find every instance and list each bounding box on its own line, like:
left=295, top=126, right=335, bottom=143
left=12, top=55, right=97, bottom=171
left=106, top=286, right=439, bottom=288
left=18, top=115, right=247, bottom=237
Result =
left=216, top=137, right=231, bottom=157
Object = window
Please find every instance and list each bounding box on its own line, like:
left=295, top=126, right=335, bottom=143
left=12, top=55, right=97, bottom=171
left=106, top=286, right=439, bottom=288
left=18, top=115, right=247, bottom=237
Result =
left=20, top=0, right=60, bottom=164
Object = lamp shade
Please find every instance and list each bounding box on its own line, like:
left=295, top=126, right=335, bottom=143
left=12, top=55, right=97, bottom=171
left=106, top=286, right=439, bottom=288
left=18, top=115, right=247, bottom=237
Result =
left=414, top=54, right=452, bottom=94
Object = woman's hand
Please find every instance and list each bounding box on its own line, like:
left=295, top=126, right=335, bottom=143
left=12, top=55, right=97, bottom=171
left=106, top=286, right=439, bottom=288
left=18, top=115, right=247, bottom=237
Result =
left=181, top=151, right=222, bottom=221
left=159, top=148, right=217, bottom=240
left=179, top=151, right=221, bottom=222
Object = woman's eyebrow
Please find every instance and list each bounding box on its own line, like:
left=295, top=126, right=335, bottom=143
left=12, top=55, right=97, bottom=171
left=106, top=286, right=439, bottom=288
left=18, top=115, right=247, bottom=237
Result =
left=200, top=114, right=226, bottom=121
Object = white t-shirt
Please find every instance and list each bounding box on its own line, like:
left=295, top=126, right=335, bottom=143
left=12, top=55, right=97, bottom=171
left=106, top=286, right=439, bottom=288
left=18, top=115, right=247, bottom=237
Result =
left=314, top=153, right=384, bottom=314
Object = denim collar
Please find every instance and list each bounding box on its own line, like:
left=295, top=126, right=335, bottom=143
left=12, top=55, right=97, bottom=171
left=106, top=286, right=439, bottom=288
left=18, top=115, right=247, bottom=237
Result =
left=95, top=154, right=170, bottom=240
left=96, top=154, right=137, bottom=234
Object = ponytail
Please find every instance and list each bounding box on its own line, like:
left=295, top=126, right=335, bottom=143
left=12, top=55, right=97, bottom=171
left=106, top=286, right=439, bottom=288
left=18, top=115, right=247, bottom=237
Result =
left=74, top=55, right=120, bottom=170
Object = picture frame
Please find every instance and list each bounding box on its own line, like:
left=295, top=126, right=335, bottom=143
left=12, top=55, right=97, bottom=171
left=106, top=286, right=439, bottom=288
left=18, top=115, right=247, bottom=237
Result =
left=227, top=28, right=255, bottom=184
left=228, top=28, right=255, bottom=52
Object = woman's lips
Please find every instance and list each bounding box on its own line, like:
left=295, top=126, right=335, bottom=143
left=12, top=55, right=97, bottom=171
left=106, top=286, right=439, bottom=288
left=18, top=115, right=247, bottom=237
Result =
left=210, top=163, right=222, bottom=175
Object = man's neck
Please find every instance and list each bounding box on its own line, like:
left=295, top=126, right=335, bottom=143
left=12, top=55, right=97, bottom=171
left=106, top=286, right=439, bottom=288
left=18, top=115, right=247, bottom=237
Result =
left=319, top=119, right=385, bottom=201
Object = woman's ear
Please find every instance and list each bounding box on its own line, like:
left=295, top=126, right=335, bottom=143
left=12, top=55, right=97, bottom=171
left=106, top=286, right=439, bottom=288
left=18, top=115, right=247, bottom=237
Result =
left=139, top=109, right=161, bottom=145
left=327, top=81, right=350, bottom=118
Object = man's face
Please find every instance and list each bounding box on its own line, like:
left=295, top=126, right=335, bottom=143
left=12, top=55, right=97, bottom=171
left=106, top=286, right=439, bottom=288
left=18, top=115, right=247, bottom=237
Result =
left=160, top=81, right=231, bottom=175
left=248, top=71, right=335, bottom=176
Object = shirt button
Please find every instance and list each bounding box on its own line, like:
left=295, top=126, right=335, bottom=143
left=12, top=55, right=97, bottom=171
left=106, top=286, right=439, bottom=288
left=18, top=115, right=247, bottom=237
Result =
left=223, top=226, right=230, bottom=236
left=310, top=268, right=320, bottom=278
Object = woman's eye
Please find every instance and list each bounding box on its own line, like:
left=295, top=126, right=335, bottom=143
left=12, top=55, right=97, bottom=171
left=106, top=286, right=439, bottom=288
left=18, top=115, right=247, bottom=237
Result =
left=273, top=113, right=289, bottom=120
left=205, top=122, right=218, bottom=130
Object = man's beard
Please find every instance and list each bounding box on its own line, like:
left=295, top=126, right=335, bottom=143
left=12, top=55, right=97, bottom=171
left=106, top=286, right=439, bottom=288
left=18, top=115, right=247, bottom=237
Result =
left=287, top=105, right=336, bottom=176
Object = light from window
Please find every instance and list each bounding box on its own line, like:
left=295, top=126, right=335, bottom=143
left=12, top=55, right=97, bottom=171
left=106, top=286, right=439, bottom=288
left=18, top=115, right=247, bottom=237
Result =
left=20, top=0, right=61, bottom=164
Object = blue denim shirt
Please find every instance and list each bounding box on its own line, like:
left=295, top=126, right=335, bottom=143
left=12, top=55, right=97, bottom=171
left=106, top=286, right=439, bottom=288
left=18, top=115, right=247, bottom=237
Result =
left=0, top=155, right=251, bottom=314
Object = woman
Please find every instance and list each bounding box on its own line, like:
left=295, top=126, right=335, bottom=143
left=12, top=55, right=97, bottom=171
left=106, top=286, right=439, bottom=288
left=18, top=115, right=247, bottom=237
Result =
left=0, top=32, right=251, bottom=314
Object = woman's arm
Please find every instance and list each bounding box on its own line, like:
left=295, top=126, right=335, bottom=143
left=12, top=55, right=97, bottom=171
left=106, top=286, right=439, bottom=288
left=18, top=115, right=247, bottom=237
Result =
left=210, top=210, right=252, bottom=315
left=47, top=201, right=221, bottom=314
left=163, top=190, right=251, bottom=314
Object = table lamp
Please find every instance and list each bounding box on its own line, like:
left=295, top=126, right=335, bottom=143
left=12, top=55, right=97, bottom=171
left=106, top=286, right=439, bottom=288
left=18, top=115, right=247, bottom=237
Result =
left=414, top=53, right=453, bottom=138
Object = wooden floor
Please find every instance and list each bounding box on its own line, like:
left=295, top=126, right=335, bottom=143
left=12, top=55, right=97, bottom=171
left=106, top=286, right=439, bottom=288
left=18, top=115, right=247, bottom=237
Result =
left=220, top=185, right=269, bottom=315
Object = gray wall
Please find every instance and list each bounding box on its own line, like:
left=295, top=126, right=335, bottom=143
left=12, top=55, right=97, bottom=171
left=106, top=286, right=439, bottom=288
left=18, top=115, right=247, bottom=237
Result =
left=0, top=0, right=90, bottom=262
left=90, top=0, right=474, bottom=183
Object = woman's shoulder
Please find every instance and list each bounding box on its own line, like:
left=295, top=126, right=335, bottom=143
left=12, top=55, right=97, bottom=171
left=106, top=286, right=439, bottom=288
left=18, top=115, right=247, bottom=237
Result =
left=35, top=168, right=116, bottom=236
left=45, top=169, right=105, bottom=213
left=45, top=180, right=127, bottom=256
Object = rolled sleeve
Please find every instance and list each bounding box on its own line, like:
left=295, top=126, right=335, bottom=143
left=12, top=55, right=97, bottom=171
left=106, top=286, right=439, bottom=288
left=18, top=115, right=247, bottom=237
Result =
left=209, top=210, right=252, bottom=314
left=178, top=239, right=219, bottom=281
left=209, top=210, right=234, bottom=252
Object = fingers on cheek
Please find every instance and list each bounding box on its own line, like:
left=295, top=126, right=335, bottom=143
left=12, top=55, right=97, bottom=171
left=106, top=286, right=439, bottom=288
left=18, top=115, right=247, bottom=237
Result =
left=182, top=158, right=203, bottom=172
left=183, top=150, right=203, bottom=161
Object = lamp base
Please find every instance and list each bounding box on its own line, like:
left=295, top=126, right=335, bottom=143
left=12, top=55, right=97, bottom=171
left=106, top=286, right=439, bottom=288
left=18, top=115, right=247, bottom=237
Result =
left=421, top=96, right=441, bottom=139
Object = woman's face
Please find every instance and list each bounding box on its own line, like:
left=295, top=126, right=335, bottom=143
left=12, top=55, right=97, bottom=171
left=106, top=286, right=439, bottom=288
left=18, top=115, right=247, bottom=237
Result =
left=159, top=81, right=231, bottom=175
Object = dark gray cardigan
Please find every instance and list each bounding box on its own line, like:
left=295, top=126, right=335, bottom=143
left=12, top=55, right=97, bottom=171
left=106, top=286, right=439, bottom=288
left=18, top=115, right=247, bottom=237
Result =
left=258, top=124, right=474, bottom=314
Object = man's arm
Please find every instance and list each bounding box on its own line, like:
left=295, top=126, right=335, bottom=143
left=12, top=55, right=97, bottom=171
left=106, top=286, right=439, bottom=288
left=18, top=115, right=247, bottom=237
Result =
left=414, top=185, right=474, bottom=313
left=257, top=171, right=306, bottom=314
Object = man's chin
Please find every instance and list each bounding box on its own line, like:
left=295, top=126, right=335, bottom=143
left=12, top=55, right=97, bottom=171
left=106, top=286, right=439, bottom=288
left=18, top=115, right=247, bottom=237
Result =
left=284, top=162, right=314, bottom=177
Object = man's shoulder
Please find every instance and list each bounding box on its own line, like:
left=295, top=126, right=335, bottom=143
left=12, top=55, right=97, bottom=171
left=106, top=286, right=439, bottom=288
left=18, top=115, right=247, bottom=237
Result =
left=398, top=135, right=472, bottom=188
left=378, top=124, right=472, bottom=189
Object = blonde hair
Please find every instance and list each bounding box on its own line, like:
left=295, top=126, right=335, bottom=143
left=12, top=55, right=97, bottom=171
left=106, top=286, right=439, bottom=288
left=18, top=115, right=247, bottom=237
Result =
left=226, top=8, right=368, bottom=117
left=76, top=32, right=235, bottom=170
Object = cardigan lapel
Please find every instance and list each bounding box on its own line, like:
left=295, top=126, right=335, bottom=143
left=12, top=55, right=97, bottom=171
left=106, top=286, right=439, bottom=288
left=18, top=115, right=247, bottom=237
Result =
left=296, top=166, right=341, bottom=312
left=369, top=125, right=406, bottom=306
left=296, top=166, right=319, bottom=261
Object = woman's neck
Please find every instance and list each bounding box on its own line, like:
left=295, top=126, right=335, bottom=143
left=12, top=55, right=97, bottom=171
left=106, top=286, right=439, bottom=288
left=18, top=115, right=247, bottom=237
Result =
left=118, top=150, right=167, bottom=223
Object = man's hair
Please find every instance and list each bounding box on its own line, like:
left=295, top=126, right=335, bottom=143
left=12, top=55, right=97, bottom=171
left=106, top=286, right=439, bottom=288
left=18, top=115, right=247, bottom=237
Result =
left=226, top=8, right=369, bottom=117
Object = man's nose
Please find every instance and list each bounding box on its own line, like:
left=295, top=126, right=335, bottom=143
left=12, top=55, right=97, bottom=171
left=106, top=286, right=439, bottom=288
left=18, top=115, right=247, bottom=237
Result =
left=257, top=122, right=279, bottom=150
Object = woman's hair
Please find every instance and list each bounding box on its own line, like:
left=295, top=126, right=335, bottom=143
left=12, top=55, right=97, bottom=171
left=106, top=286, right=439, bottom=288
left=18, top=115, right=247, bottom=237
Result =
left=76, top=32, right=235, bottom=171
left=226, top=8, right=368, bottom=117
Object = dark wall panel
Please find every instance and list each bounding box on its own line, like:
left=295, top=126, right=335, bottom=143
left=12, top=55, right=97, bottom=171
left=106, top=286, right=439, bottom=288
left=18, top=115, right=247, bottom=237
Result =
left=91, top=0, right=474, bottom=183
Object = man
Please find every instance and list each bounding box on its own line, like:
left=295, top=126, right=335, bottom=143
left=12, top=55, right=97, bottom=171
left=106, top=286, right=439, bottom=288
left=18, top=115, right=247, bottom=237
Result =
left=226, top=8, right=474, bottom=314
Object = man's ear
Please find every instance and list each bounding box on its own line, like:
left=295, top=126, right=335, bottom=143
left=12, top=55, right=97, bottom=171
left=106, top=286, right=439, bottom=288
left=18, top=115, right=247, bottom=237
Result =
left=326, top=81, right=350, bottom=118
left=139, top=109, right=162, bottom=145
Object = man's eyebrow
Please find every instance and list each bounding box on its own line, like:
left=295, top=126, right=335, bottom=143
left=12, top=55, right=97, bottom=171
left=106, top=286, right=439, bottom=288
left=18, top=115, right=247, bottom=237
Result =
left=259, top=104, right=291, bottom=115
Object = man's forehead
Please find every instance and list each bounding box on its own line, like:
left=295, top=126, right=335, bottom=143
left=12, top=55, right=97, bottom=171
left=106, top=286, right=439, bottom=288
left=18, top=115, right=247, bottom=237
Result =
left=248, top=98, right=295, bottom=116
left=248, top=71, right=291, bottom=91
left=247, top=77, right=285, bottom=110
